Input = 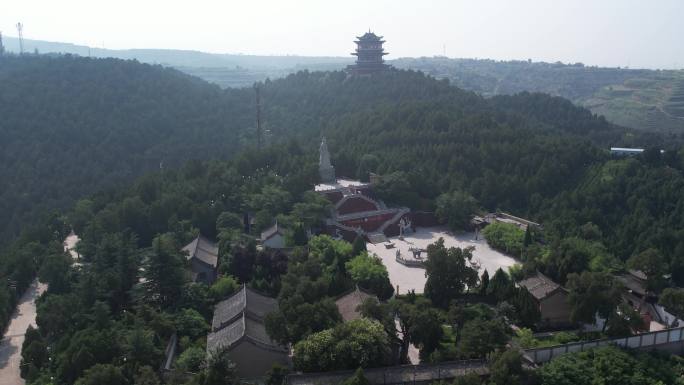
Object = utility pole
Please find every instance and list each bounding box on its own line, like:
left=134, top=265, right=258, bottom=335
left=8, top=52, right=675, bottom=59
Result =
left=0, top=32, right=4, bottom=56
left=255, top=84, right=262, bottom=150
left=16, top=23, right=24, bottom=55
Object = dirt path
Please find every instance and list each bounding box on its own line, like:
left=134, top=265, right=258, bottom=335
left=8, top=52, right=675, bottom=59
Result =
left=0, top=234, right=78, bottom=385
left=0, top=280, right=47, bottom=385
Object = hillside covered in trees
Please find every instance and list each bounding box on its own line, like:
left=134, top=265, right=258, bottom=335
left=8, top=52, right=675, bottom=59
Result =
left=0, top=55, right=646, bottom=247
left=2, top=54, right=684, bottom=384
left=5, top=36, right=683, bottom=131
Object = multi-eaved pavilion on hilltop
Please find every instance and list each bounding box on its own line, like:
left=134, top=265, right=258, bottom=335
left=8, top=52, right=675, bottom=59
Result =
left=347, top=30, right=391, bottom=75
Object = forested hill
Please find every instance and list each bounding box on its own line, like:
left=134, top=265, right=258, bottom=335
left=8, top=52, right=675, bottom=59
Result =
left=0, top=55, right=253, bottom=244
left=0, top=54, right=651, bottom=246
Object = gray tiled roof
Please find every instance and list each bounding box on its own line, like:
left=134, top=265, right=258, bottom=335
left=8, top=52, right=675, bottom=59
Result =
left=211, top=285, right=278, bottom=331
left=260, top=223, right=284, bottom=241
left=617, top=272, right=648, bottom=297
left=335, top=286, right=377, bottom=322
left=519, top=272, right=563, bottom=301
left=206, top=313, right=287, bottom=354
left=182, top=235, right=218, bottom=268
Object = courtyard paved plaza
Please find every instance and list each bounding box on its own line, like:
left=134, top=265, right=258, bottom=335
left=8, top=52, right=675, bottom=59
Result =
left=367, top=226, right=518, bottom=294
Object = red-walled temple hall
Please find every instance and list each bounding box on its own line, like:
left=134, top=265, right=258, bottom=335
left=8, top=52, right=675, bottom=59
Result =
left=315, top=138, right=411, bottom=242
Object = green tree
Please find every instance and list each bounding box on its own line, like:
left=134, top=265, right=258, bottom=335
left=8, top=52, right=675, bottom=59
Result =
left=457, top=318, right=510, bottom=359
left=291, top=192, right=331, bottom=229
left=659, top=288, right=684, bottom=322
left=265, top=363, right=289, bottom=385
left=142, top=234, right=186, bottom=308
left=352, top=234, right=367, bottom=256
left=435, top=190, right=478, bottom=231
left=357, top=154, right=380, bottom=182
left=123, top=327, right=161, bottom=369
left=133, top=366, right=161, bottom=385
left=523, top=226, right=532, bottom=248
left=20, top=326, right=48, bottom=380
left=202, top=347, right=238, bottom=385
left=627, top=248, right=667, bottom=294
left=488, top=349, right=526, bottom=385
left=293, top=318, right=390, bottom=372
left=216, top=211, right=243, bottom=231
left=174, top=308, right=209, bottom=340
left=292, top=223, right=309, bottom=246
left=38, top=251, right=72, bottom=294
left=539, top=346, right=678, bottom=385
left=345, top=252, right=394, bottom=300
left=479, top=269, right=490, bottom=295
left=424, top=238, right=478, bottom=308
left=176, top=346, right=206, bottom=373
left=482, top=222, right=525, bottom=258
left=487, top=268, right=514, bottom=302
left=74, top=364, right=127, bottom=385
left=208, top=276, right=239, bottom=301
left=510, top=287, right=541, bottom=327
left=566, top=272, right=622, bottom=328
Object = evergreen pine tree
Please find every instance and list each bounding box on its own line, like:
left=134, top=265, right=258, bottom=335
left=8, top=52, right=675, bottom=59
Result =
left=523, top=227, right=532, bottom=248
left=352, top=234, right=367, bottom=256
left=480, top=269, right=490, bottom=295
left=292, top=223, right=308, bottom=246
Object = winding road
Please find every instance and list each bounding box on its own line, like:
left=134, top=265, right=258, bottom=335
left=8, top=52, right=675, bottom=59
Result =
left=0, top=234, right=78, bottom=385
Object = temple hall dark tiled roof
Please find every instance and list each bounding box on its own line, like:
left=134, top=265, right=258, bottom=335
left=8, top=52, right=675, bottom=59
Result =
left=182, top=235, right=218, bottom=268
left=519, top=272, right=564, bottom=300
left=211, top=285, right=278, bottom=331
left=260, top=223, right=284, bottom=241
left=206, top=313, right=287, bottom=354
left=335, top=286, right=377, bottom=322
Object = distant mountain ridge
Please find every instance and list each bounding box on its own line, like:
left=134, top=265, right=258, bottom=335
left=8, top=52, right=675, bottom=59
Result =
left=2, top=36, right=683, bottom=131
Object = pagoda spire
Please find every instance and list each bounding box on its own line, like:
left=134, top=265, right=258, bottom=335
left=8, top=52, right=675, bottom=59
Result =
left=319, top=137, right=335, bottom=183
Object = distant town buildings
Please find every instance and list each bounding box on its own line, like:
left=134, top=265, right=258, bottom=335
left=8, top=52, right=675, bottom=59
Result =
left=346, top=31, right=391, bottom=75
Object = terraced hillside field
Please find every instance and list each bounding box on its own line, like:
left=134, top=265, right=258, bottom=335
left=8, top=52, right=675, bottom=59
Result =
left=581, top=72, right=684, bottom=132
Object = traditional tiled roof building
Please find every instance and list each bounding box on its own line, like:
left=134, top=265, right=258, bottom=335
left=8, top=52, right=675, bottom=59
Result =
left=314, top=139, right=412, bottom=243
left=206, top=285, right=289, bottom=379
left=519, top=272, right=572, bottom=327
left=347, top=31, right=391, bottom=75
left=260, top=222, right=287, bottom=250
left=182, top=235, right=218, bottom=285
left=335, top=286, right=377, bottom=322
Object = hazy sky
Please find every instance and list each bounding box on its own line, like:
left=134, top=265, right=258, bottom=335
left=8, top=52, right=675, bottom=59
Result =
left=1, top=0, right=682, bottom=69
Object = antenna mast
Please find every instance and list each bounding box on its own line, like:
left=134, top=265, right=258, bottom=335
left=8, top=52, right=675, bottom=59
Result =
left=16, top=23, right=24, bottom=54
left=255, top=84, right=262, bottom=150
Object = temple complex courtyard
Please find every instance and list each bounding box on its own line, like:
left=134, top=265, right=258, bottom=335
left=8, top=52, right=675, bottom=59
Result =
left=367, top=226, right=519, bottom=294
